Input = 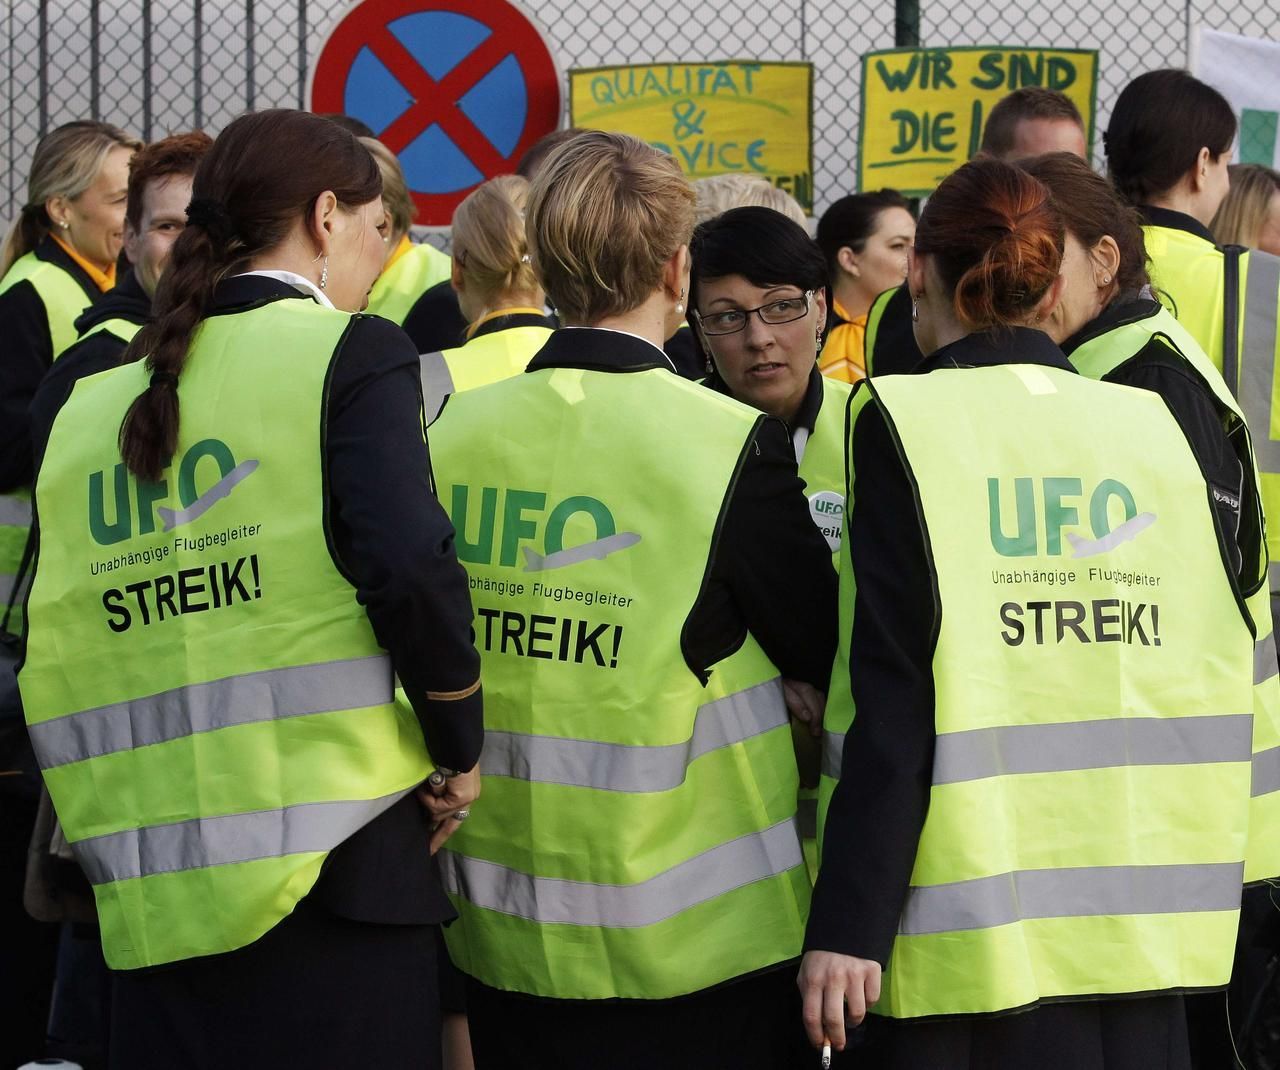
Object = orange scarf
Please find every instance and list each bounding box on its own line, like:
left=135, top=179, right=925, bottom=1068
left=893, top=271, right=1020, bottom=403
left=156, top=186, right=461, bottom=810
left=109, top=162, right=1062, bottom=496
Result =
left=818, top=298, right=867, bottom=383
left=52, top=233, right=115, bottom=292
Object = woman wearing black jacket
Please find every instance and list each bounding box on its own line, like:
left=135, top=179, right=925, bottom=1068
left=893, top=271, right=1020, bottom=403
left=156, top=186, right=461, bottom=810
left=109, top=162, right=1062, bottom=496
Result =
left=21, top=110, right=482, bottom=1069
left=803, top=159, right=1254, bottom=1069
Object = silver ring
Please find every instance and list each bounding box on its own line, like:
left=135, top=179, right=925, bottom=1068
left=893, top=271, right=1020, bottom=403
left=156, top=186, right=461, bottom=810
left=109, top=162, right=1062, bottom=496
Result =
left=452, top=809, right=471, bottom=821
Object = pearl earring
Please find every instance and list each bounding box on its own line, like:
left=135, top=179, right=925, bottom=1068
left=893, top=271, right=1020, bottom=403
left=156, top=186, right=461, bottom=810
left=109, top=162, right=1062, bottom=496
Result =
left=1102, top=273, right=1111, bottom=285
left=58, top=220, right=69, bottom=230
left=319, top=255, right=329, bottom=290
left=675, top=285, right=685, bottom=316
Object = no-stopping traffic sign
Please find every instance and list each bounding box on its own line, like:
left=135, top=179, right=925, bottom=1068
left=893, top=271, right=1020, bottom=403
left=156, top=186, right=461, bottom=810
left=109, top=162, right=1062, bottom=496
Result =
left=311, top=0, right=563, bottom=225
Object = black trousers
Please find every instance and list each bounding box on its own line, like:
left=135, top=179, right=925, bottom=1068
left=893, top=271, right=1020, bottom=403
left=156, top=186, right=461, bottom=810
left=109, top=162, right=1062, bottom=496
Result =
left=109, top=899, right=441, bottom=1069
left=860, top=995, right=1191, bottom=1070
left=466, top=964, right=811, bottom=1069
left=1, top=791, right=59, bottom=1069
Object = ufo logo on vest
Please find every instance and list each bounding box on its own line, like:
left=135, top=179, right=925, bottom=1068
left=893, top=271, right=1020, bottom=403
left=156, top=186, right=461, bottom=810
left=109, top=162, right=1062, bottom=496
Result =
left=988, top=476, right=1156, bottom=559
left=450, top=485, right=640, bottom=571
left=89, top=439, right=259, bottom=546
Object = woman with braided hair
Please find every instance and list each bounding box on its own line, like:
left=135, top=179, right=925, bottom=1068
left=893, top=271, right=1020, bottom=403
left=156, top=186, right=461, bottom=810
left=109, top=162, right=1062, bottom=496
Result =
left=19, top=108, right=483, bottom=1068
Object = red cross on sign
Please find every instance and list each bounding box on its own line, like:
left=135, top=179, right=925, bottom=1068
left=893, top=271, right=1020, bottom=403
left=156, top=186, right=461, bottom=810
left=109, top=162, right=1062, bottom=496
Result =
left=310, top=0, right=563, bottom=226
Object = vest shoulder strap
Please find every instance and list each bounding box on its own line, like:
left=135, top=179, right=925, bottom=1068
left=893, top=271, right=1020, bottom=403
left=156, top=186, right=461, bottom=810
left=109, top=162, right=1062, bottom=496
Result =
left=1223, top=244, right=1245, bottom=397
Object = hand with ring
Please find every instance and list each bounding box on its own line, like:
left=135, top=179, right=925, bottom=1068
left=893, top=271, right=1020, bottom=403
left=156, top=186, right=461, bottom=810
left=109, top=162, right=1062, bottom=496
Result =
left=416, top=766, right=481, bottom=854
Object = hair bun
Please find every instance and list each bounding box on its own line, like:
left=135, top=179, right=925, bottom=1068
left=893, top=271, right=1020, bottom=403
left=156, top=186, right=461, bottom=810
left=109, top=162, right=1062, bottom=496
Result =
left=185, top=197, right=234, bottom=242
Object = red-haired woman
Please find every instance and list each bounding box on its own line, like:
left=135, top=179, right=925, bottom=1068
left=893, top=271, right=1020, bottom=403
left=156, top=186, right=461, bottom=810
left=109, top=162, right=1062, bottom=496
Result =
left=801, top=158, right=1257, bottom=1068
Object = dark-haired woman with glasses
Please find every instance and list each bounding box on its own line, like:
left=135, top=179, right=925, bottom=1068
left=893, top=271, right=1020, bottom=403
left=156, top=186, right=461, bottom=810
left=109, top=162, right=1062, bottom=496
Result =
left=690, top=206, right=852, bottom=879
left=691, top=206, right=851, bottom=563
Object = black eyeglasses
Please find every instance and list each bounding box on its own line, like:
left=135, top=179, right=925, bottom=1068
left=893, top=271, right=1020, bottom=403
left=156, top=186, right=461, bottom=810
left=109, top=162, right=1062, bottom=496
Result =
left=694, top=290, right=814, bottom=336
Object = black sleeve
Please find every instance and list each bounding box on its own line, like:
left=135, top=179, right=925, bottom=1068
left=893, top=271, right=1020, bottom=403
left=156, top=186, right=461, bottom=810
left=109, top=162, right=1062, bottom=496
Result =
left=325, top=314, right=483, bottom=772
left=804, top=400, right=935, bottom=964
left=1115, top=351, right=1247, bottom=581
left=869, top=283, right=925, bottom=376
left=686, top=416, right=838, bottom=688
left=30, top=334, right=128, bottom=475
left=400, top=281, right=468, bottom=354
left=0, top=280, right=54, bottom=490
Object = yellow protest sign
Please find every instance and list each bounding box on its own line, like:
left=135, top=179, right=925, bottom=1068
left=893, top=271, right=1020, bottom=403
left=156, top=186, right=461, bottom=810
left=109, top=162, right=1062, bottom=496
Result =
left=570, top=62, right=814, bottom=211
left=858, top=47, right=1098, bottom=194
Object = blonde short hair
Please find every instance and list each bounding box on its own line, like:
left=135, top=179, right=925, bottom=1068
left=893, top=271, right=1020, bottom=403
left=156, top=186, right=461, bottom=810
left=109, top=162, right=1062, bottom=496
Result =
left=693, top=173, right=807, bottom=227
left=452, top=174, right=537, bottom=306
left=1211, top=163, right=1280, bottom=249
left=360, top=137, right=415, bottom=240
left=527, top=131, right=695, bottom=324
left=2, top=119, right=141, bottom=276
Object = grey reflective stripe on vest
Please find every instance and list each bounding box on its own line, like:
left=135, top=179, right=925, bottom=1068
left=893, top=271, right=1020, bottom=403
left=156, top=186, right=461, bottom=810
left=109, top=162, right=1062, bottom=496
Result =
left=0, top=494, right=32, bottom=526
left=1257, top=635, right=1279, bottom=686
left=480, top=677, right=784, bottom=792
left=1239, top=251, right=1280, bottom=476
left=440, top=817, right=803, bottom=928
left=822, top=730, right=844, bottom=780
left=74, top=786, right=413, bottom=885
left=28, top=654, right=393, bottom=770
left=899, top=860, right=1245, bottom=936
left=419, top=351, right=455, bottom=423
left=1253, top=746, right=1280, bottom=797
left=932, top=714, right=1253, bottom=786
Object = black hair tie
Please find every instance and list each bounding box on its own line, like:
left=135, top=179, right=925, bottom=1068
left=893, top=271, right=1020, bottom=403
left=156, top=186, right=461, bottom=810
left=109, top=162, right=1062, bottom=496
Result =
left=150, top=371, right=179, bottom=389
left=185, top=197, right=234, bottom=241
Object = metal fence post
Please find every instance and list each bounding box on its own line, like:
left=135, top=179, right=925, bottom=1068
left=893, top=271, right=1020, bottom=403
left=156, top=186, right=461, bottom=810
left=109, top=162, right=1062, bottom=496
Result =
left=895, top=0, right=921, bottom=47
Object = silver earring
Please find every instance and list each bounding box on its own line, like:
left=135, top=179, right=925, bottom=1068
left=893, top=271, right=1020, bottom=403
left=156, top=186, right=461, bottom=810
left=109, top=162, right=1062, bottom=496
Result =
left=319, top=255, right=329, bottom=290
left=911, top=297, right=919, bottom=323
left=1102, top=273, right=1111, bottom=285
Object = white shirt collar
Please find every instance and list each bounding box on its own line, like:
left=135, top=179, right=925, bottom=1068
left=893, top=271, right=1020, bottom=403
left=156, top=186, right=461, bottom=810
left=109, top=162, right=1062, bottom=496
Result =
left=233, top=269, right=335, bottom=310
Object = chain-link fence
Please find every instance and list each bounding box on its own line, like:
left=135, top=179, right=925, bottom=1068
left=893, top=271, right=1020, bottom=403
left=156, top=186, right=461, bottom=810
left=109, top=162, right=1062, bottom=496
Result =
left=3, top=0, right=1279, bottom=230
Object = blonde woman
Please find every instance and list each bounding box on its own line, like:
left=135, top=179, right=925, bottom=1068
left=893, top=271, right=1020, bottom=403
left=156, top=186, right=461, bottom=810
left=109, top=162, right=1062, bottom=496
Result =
left=692, top=172, right=808, bottom=228
left=360, top=136, right=459, bottom=349
left=419, top=175, right=553, bottom=418
left=1211, top=163, right=1280, bottom=254
left=0, top=121, right=139, bottom=488
left=0, top=120, right=138, bottom=635
left=428, top=130, right=835, bottom=1069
